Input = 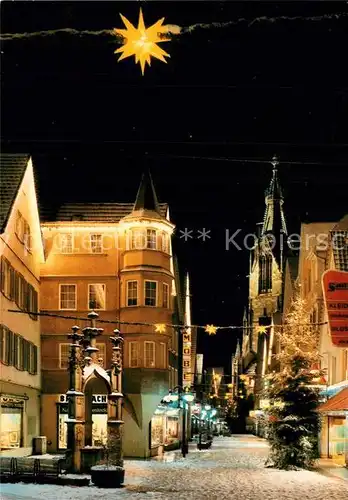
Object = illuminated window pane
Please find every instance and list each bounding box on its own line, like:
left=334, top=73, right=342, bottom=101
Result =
left=127, top=281, right=138, bottom=306
left=60, top=284, right=76, bottom=310
left=163, top=283, right=169, bottom=308
left=146, top=229, right=157, bottom=249
left=89, top=284, right=106, bottom=310
left=90, top=234, right=102, bottom=253
left=129, top=341, right=139, bottom=367
left=60, top=233, right=73, bottom=253
left=144, top=341, right=155, bottom=368
left=145, top=281, right=157, bottom=306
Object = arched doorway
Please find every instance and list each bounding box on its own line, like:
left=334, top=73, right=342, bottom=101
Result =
left=84, top=375, right=109, bottom=447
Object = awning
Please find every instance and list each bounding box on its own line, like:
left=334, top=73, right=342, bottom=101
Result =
left=318, top=387, right=348, bottom=413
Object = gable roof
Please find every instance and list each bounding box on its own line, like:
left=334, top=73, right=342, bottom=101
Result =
left=0, top=153, right=30, bottom=233
left=318, top=387, right=348, bottom=413
left=42, top=202, right=168, bottom=223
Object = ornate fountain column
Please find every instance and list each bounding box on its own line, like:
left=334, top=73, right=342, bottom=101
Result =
left=82, top=311, right=102, bottom=446
left=107, top=329, right=125, bottom=474
left=66, top=326, right=85, bottom=473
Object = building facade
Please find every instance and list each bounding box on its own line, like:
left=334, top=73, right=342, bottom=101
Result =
left=241, top=158, right=288, bottom=411
left=309, top=215, right=348, bottom=465
left=0, top=154, right=44, bottom=456
left=39, top=172, right=181, bottom=458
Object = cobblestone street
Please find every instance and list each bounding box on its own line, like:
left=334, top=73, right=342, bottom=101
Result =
left=1, top=436, right=347, bottom=500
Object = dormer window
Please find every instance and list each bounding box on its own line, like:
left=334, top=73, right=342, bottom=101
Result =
left=90, top=234, right=102, bottom=254
left=60, top=233, right=73, bottom=254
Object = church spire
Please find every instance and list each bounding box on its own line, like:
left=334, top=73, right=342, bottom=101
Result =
left=133, top=170, right=161, bottom=214
left=262, top=155, right=287, bottom=236
left=265, top=155, right=283, bottom=201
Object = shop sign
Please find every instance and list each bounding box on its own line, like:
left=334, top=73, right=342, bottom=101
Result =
left=322, top=270, right=348, bottom=347
left=58, top=394, right=107, bottom=404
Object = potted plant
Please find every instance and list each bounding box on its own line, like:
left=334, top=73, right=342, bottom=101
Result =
left=91, top=430, right=125, bottom=488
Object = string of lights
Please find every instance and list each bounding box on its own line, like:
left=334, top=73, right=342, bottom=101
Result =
left=1, top=12, right=346, bottom=41
left=8, top=309, right=328, bottom=335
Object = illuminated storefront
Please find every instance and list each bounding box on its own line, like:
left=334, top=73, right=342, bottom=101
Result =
left=150, top=407, right=180, bottom=449
left=0, top=396, right=25, bottom=450
left=319, top=387, right=348, bottom=466
left=57, top=394, right=107, bottom=449
left=150, top=413, right=164, bottom=448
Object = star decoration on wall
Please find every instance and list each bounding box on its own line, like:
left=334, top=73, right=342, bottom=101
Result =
left=155, top=323, right=166, bottom=334
left=114, top=8, right=170, bottom=75
left=205, top=324, right=218, bottom=335
left=257, top=326, right=268, bottom=334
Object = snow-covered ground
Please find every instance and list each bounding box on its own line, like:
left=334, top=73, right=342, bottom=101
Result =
left=1, top=436, right=347, bottom=500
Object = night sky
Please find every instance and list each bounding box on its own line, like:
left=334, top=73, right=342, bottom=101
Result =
left=1, top=1, right=348, bottom=373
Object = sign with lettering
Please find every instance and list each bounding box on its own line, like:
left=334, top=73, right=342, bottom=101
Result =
left=58, top=394, right=107, bottom=404
left=322, top=270, right=348, bottom=347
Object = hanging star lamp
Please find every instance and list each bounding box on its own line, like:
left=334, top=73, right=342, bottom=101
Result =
left=257, top=326, right=268, bottom=335
left=205, top=324, right=218, bottom=336
left=155, top=323, right=166, bottom=334
left=114, top=8, right=170, bottom=75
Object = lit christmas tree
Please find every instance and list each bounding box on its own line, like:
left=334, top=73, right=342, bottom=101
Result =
left=265, top=285, right=323, bottom=470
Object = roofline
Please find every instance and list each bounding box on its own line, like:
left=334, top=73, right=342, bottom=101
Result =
left=0, top=153, right=30, bottom=234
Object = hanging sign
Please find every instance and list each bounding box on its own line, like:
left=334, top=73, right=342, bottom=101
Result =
left=322, top=270, right=348, bottom=347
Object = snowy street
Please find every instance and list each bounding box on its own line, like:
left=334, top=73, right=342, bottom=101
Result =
left=1, top=436, right=347, bottom=500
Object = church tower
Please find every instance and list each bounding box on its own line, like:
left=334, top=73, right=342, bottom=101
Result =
left=242, top=156, right=288, bottom=408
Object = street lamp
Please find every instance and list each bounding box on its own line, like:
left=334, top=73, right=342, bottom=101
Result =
left=166, top=386, right=194, bottom=458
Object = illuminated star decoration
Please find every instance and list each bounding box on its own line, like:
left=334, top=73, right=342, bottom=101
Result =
left=155, top=323, right=166, bottom=334
left=114, top=8, right=170, bottom=75
left=257, top=326, right=268, bottom=334
left=205, top=324, right=218, bottom=336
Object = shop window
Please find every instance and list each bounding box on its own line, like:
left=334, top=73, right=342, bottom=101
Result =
left=0, top=397, right=24, bottom=450
left=127, top=281, right=138, bottom=306
left=144, top=341, right=155, bottom=368
left=88, top=284, right=106, bottom=310
left=90, top=234, right=102, bottom=254
left=146, top=229, right=157, bottom=250
left=163, top=283, right=169, bottom=308
left=58, top=395, right=107, bottom=450
left=129, top=341, right=139, bottom=367
left=144, top=280, right=157, bottom=307
left=166, top=416, right=179, bottom=444
left=59, top=284, right=76, bottom=310
left=150, top=414, right=164, bottom=447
